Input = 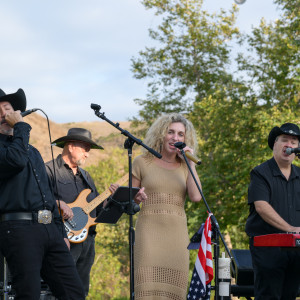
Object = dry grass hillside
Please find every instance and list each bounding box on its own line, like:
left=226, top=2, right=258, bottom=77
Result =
left=25, top=113, right=132, bottom=166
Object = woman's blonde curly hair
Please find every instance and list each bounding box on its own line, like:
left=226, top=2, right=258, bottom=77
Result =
left=142, top=113, right=198, bottom=158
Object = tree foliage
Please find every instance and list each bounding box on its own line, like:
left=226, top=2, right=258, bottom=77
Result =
left=188, top=93, right=300, bottom=249
left=188, top=0, right=300, bottom=249
left=131, top=0, right=300, bottom=249
left=131, top=0, right=241, bottom=124
left=236, top=0, right=300, bottom=107
left=86, top=148, right=135, bottom=300
left=83, top=0, right=299, bottom=297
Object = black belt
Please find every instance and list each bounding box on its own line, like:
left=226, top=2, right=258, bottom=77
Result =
left=0, top=211, right=52, bottom=224
left=0, top=212, right=36, bottom=222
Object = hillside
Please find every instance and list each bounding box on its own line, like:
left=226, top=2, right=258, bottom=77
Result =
left=25, top=113, right=132, bottom=166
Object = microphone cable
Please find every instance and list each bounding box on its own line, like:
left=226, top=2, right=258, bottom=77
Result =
left=30, top=109, right=65, bottom=236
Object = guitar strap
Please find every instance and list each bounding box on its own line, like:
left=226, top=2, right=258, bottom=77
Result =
left=78, top=167, right=103, bottom=217
left=79, top=167, right=95, bottom=194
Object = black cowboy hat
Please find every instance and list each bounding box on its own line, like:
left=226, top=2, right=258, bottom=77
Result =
left=268, top=123, right=300, bottom=149
left=52, top=128, right=103, bottom=150
left=0, top=88, right=26, bottom=112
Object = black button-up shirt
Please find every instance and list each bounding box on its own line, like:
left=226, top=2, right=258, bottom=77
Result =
left=245, top=157, right=300, bottom=236
left=45, top=154, right=99, bottom=234
left=0, top=122, right=64, bottom=234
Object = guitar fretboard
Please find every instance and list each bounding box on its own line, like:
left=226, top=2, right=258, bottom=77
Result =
left=83, top=174, right=129, bottom=214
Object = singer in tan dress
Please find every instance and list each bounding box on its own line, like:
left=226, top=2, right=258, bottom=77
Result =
left=132, top=113, right=202, bottom=300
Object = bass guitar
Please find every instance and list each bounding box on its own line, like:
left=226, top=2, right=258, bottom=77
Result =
left=63, top=174, right=129, bottom=243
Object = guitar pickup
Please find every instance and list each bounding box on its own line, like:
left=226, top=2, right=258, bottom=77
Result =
left=66, top=219, right=76, bottom=228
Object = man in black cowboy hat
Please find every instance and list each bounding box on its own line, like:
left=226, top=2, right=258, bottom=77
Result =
left=0, top=89, right=85, bottom=299
left=45, top=128, right=109, bottom=298
left=245, top=122, right=300, bottom=299
left=0, top=88, right=26, bottom=135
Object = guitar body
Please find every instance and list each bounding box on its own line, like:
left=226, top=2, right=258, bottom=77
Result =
left=64, top=189, right=97, bottom=243
left=62, top=174, right=129, bottom=243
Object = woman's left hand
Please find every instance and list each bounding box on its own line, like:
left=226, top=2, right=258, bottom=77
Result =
left=134, top=187, right=147, bottom=204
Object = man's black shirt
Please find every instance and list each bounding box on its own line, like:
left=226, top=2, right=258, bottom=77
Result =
left=245, top=157, right=300, bottom=236
left=0, top=122, right=64, bottom=233
left=45, top=154, right=100, bottom=235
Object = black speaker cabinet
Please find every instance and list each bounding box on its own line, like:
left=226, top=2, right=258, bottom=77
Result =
left=230, top=249, right=254, bottom=286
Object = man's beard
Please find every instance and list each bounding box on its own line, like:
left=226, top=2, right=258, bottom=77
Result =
left=76, top=158, right=86, bottom=166
left=0, top=124, right=13, bottom=135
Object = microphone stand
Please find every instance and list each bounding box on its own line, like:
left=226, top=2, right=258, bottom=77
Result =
left=90, top=104, right=162, bottom=300
left=2, top=257, right=11, bottom=300
left=174, top=142, right=232, bottom=300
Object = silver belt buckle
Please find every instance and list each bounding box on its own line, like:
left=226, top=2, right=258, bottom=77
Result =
left=38, top=210, right=52, bottom=224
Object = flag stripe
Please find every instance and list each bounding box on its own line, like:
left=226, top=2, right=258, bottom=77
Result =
left=187, top=213, right=214, bottom=300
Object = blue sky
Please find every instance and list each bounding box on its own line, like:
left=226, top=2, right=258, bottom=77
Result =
left=0, top=0, right=280, bottom=123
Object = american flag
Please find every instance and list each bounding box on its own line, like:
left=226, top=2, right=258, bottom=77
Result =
left=187, top=213, right=213, bottom=300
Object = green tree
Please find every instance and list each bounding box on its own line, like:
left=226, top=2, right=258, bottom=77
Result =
left=188, top=92, right=300, bottom=249
left=236, top=0, right=300, bottom=106
left=131, top=0, right=241, bottom=124
left=131, top=0, right=300, bottom=250
left=86, top=148, right=134, bottom=299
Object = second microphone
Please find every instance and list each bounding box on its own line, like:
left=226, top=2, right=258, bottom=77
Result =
left=174, top=142, right=201, bottom=165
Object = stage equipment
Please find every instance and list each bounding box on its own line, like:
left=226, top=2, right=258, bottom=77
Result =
left=174, top=141, right=232, bottom=299
left=285, top=147, right=300, bottom=158
left=218, top=252, right=231, bottom=297
left=96, top=186, right=140, bottom=224
left=230, top=249, right=254, bottom=300
left=90, top=103, right=161, bottom=300
left=254, top=233, right=300, bottom=247
left=0, top=256, right=11, bottom=300
left=63, top=174, right=129, bottom=243
left=0, top=108, right=38, bottom=125
left=0, top=254, right=54, bottom=300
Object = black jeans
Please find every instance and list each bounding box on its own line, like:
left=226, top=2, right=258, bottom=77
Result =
left=70, top=234, right=96, bottom=297
left=250, top=238, right=300, bottom=300
left=0, top=220, right=85, bottom=300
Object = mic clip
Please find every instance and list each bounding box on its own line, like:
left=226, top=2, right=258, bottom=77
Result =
left=174, top=142, right=186, bottom=149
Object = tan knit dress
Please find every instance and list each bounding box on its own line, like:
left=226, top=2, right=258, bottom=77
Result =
left=133, top=155, right=190, bottom=300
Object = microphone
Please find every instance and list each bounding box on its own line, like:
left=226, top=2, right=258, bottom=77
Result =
left=174, top=142, right=201, bottom=165
left=285, top=147, right=300, bottom=155
left=0, top=109, right=38, bottom=125
left=21, top=108, right=38, bottom=117
left=91, top=103, right=101, bottom=111
left=185, top=151, right=202, bottom=165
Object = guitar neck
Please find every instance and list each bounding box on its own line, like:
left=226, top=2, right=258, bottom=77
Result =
left=83, top=174, right=129, bottom=214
